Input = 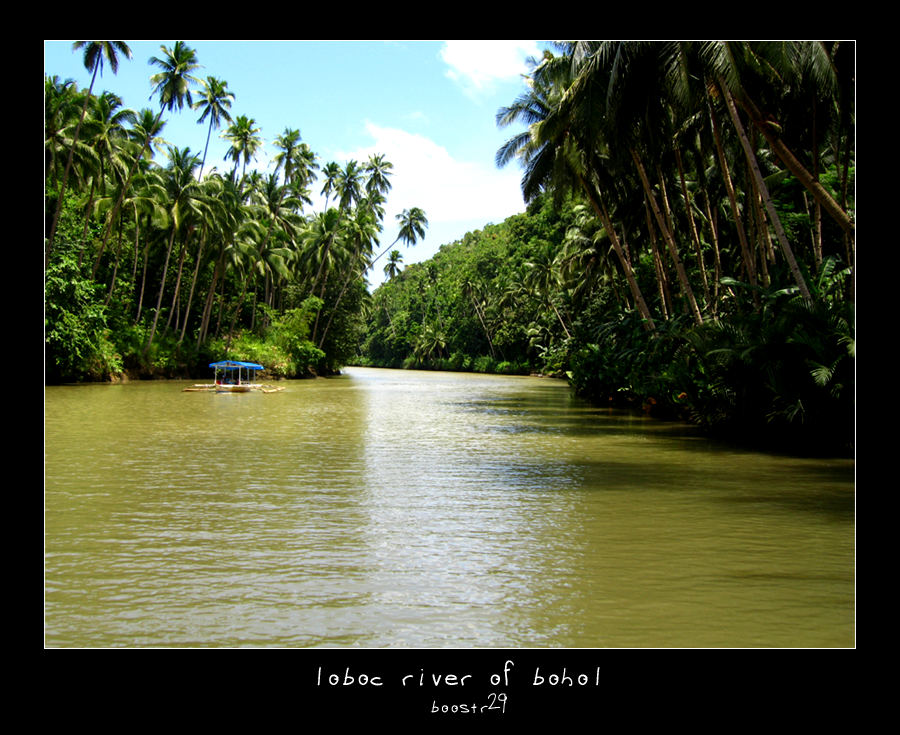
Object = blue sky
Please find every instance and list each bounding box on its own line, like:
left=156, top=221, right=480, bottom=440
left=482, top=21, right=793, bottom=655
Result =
left=45, top=40, right=548, bottom=287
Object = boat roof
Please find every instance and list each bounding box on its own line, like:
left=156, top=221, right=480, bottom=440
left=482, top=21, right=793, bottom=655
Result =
left=209, top=361, right=265, bottom=370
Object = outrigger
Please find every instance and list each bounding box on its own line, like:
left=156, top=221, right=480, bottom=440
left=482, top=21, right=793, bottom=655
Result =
left=182, top=361, right=286, bottom=393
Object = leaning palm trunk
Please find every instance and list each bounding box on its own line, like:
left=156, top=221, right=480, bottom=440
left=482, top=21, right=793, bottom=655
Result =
left=180, top=233, right=205, bottom=343
left=104, top=217, right=126, bottom=307
left=165, top=239, right=189, bottom=332
left=471, top=296, right=497, bottom=360
left=226, top=271, right=254, bottom=350
left=644, top=200, right=671, bottom=320
left=196, top=249, right=224, bottom=348
left=709, top=98, right=758, bottom=294
left=737, top=88, right=854, bottom=241
left=578, top=174, right=656, bottom=331
left=675, top=149, right=710, bottom=304
left=145, top=225, right=177, bottom=353
left=631, top=149, right=703, bottom=326
left=720, top=81, right=812, bottom=302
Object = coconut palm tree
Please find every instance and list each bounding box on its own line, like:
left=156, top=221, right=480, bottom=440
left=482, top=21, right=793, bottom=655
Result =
left=49, top=42, right=133, bottom=250
left=144, top=146, right=208, bottom=353
left=700, top=42, right=854, bottom=239
left=81, top=92, right=138, bottom=270
left=45, top=76, right=83, bottom=195
left=193, top=76, right=234, bottom=179
left=96, top=42, right=201, bottom=282
left=384, top=249, right=403, bottom=280
left=367, top=206, right=429, bottom=272
left=221, top=114, right=263, bottom=184
left=364, top=153, right=394, bottom=200
left=299, top=209, right=344, bottom=294
left=495, top=45, right=656, bottom=329
left=525, top=241, right=571, bottom=339
left=319, top=161, right=342, bottom=210
left=149, top=41, right=203, bottom=117
left=309, top=160, right=364, bottom=308
left=272, top=127, right=312, bottom=191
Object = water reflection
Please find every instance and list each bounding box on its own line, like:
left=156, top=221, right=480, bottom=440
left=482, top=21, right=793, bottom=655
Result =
left=45, top=368, right=854, bottom=647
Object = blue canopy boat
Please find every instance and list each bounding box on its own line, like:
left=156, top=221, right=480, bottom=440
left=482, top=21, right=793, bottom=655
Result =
left=210, top=361, right=264, bottom=392
left=182, top=361, right=285, bottom=393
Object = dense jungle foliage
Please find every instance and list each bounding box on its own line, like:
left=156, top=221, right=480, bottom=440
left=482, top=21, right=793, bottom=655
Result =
left=45, top=41, right=427, bottom=383
left=45, top=41, right=854, bottom=456
left=355, top=41, right=855, bottom=456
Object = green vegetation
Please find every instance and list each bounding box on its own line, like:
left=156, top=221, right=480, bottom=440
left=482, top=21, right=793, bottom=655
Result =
left=45, top=41, right=425, bottom=383
left=355, top=42, right=855, bottom=456
left=46, top=41, right=854, bottom=455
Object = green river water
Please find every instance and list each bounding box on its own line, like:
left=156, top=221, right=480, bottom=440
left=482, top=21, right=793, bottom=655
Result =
left=44, top=367, right=854, bottom=647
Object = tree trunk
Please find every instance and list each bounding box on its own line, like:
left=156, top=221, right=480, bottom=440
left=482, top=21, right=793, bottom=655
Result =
left=720, top=80, right=812, bottom=302
left=675, top=149, right=710, bottom=304
left=145, top=226, right=177, bottom=353
left=180, top=233, right=205, bottom=343
left=631, top=149, right=703, bottom=325
left=738, top=89, right=854, bottom=240
left=709, top=98, right=759, bottom=307
left=578, top=174, right=656, bottom=331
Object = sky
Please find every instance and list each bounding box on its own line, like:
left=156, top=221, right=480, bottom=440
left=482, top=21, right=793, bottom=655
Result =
left=44, top=40, right=549, bottom=288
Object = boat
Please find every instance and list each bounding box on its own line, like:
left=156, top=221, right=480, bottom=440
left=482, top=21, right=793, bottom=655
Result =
left=182, top=361, right=286, bottom=393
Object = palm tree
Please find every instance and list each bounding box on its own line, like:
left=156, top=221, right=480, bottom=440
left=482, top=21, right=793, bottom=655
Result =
left=367, top=206, right=429, bottom=272
left=194, top=169, right=245, bottom=347
left=97, top=42, right=201, bottom=279
left=364, top=153, right=394, bottom=200
left=299, top=209, right=344, bottom=293
left=495, top=46, right=657, bottom=329
left=45, top=76, right=83, bottom=195
left=81, top=92, right=138, bottom=271
left=248, top=172, right=305, bottom=311
left=309, top=160, right=364, bottom=306
left=148, top=41, right=203, bottom=117
left=272, top=128, right=305, bottom=189
left=415, top=323, right=448, bottom=362
left=193, top=76, right=234, bottom=178
left=718, top=79, right=812, bottom=302
left=461, top=276, right=497, bottom=359
left=316, top=203, right=382, bottom=348
left=49, top=42, right=133, bottom=252
left=700, top=42, right=854, bottom=240
left=384, top=249, right=403, bottom=280
left=570, top=42, right=704, bottom=325
left=221, top=114, right=263, bottom=184
left=145, top=146, right=208, bottom=353
left=319, top=161, right=342, bottom=210
left=525, top=241, right=571, bottom=339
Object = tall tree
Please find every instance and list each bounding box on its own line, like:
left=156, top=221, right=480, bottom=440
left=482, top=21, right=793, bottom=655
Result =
left=193, top=76, right=234, bottom=178
left=97, top=42, right=201, bottom=278
left=384, top=249, right=403, bottom=280
left=368, top=206, right=429, bottom=272
left=49, top=41, right=133, bottom=253
left=364, top=153, right=394, bottom=200
left=144, top=146, right=208, bottom=353
left=272, top=127, right=304, bottom=189
left=221, top=114, right=263, bottom=183
left=319, top=162, right=342, bottom=210
left=495, top=46, right=657, bottom=329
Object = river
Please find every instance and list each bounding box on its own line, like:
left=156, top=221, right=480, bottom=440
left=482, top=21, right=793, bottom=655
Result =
left=44, top=367, right=854, bottom=647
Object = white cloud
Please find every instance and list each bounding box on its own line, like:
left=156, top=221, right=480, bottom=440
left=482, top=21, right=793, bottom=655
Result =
left=439, top=41, right=541, bottom=98
left=339, top=121, right=524, bottom=228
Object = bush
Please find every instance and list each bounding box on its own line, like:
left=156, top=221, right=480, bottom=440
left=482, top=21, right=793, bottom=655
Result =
left=45, top=245, right=121, bottom=382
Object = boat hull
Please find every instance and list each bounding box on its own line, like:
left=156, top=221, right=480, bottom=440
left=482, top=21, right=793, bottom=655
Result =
left=215, top=384, right=255, bottom=393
